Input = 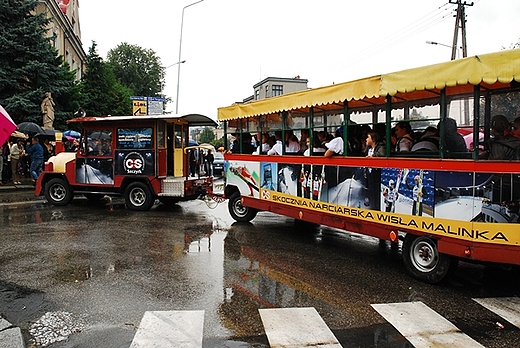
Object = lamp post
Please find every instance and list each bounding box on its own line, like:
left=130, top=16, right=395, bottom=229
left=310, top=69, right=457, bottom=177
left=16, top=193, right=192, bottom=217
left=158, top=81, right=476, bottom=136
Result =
left=426, top=41, right=461, bottom=60
left=176, top=0, right=204, bottom=114
left=165, top=60, right=186, bottom=69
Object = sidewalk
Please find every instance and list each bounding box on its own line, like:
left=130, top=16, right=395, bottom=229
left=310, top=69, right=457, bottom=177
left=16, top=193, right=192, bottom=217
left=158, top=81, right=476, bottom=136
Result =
left=0, top=179, right=41, bottom=204
left=0, top=177, right=36, bottom=192
left=0, top=317, right=24, bottom=348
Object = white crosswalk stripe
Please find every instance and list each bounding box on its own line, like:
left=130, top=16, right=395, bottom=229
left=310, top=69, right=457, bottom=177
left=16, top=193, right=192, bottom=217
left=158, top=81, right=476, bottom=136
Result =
left=130, top=310, right=204, bottom=348
left=473, top=297, right=520, bottom=328
left=128, top=299, right=520, bottom=347
left=371, top=301, right=484, bottom=348
left=259, top=307, right=342, bottom=348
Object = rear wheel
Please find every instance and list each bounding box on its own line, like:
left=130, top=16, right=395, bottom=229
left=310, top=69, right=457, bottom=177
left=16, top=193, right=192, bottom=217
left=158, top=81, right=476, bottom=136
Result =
left=45, top=178, right=73, bottom=206
left=124, top=182, right=154, bottom=211
left=228, top=192, right=258, bottom=222
left=402, top=234, right=453, bottom=284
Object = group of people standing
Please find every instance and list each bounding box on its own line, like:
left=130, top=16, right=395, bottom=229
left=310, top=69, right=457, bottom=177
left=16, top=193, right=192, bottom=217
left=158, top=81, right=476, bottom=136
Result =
left=1, top=136, right=54, bottom=185
left=189, top=147, right=214, bottom=177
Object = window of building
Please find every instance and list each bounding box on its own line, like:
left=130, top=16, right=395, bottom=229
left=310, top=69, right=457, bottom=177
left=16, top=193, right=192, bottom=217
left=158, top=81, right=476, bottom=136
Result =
left=265, top=85, right=269, bottom=98
left=255, top=89, right=260, bottom=100
left=272, top=85, right=283, bottom=97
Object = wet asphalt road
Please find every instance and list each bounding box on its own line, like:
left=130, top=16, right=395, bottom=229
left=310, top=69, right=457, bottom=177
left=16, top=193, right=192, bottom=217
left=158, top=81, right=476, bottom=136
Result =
left=0, top=190, right=520, bottom=347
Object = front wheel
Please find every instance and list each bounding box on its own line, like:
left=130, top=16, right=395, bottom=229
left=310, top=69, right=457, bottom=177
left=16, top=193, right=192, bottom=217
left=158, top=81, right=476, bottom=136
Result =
left=124, top=182, right=154, bottom=211
left=45, top=178, right=73, bottom=206
left=228, top=192, right=258, bottom=222
left=402, top=234, right=454, bottom=284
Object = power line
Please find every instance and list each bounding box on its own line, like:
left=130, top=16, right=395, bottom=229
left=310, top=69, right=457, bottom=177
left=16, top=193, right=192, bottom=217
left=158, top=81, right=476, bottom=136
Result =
left=325, top=2, right=457, bottom=76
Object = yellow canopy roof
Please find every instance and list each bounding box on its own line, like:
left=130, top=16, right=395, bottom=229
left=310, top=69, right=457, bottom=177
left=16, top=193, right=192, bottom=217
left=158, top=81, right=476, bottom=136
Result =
left=218, top=49, right=520, bottom=121
left=381, top=49, right=520, bottom=96
left=218, top=75, right=382, bottom=121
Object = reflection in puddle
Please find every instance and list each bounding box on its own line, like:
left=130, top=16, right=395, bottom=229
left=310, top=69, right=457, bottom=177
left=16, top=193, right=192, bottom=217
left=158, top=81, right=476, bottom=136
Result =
left=220, top=223, right=409, bottom=347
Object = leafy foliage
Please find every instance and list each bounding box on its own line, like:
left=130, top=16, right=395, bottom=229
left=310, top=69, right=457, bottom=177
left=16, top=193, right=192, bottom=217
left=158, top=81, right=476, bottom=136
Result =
left=79, top=43, right=132, bottom=116
left=199, top=127, right=216, bottom=144
left=0, top=0, right=78, bottom=126
left=106, top=43, right=165, bottom=98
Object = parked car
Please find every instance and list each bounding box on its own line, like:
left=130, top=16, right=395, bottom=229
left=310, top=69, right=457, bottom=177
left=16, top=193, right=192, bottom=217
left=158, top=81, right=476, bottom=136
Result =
left=213, top=151, right=225, bottom=176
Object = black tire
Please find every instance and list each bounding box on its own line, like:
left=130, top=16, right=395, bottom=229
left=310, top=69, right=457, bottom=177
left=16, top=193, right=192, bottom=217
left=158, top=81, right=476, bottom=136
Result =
left=44, top=178, right=73, bottom=206
left=402, top=234, right=453, bottom=284
left=228, top=192, right=258, bottom=222
left=124, top=182, right=154, bottom=211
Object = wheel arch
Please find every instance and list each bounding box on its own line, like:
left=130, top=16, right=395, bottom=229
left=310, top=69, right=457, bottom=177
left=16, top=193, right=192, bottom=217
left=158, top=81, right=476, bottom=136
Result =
left=224, top=184, right=241, bottom=200
left=37, top=173, right=69, bottom=196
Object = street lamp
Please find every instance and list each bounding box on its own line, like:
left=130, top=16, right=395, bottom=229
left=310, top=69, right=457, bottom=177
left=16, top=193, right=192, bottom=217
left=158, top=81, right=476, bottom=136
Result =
left=176, top=0, right=204, bottom=114
left=426, top=40, right=451, bottom=48
left=426, top=41, right=462, bottom=60
left=165, top=60, right=186, bottom=69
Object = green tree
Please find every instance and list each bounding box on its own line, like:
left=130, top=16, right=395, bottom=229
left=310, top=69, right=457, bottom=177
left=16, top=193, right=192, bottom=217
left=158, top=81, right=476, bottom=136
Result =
left=106, top=43, right=165, bottom=97
left=0, top=0, right=78, bottom=126
left=80, top=42, right=132, bottom=116
left=199, top=127, right=215, bottom=144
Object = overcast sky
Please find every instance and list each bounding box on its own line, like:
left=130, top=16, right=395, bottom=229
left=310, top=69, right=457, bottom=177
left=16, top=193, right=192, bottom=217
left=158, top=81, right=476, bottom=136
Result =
left=79, top=0, right=520, bottom=119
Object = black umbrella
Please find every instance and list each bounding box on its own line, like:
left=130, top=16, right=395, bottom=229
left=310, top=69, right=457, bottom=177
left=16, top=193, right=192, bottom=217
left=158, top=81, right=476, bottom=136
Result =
left=18, top=122, right=44, bottom=134
left=35, top=129, right=64, bottom=141
left=89, top=131, right=111, bottom=140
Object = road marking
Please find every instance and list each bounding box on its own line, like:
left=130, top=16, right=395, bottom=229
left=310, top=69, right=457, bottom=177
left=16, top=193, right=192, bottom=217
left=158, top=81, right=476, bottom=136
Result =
left=129, top=310, right=204, bottom=348
left=259, top=307, right=342, bottom=348
left=473, top=297, right=520, bottom=328
left=371, top=301, right=484, bottom=348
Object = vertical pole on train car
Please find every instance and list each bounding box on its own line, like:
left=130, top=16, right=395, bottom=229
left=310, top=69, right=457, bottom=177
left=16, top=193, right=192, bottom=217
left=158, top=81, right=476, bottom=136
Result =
left=343, top=101, right=349, bottom=155
left=483, top=93, right=491, bottom=154
left=439, top=89, right=447, bottom=159
left=224, top=121, right=228, bottom=151
left=309, top=107, right=314, bottom=156
left=281, top=111, right=288, bottom=155
left=238, top=119, right=243, bottom=154
left=385, top=95, right=392, bottom=156
left=472, top=85, right=480, bottom=161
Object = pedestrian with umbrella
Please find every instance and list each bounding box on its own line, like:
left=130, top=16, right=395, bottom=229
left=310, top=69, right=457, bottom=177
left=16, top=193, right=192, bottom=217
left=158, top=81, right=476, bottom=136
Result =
left=27, top=136, right=44, bottom=182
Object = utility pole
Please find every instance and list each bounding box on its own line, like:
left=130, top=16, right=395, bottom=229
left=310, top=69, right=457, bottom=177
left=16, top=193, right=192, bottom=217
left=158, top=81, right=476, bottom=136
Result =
left=449, top=0, right=473, bottom=60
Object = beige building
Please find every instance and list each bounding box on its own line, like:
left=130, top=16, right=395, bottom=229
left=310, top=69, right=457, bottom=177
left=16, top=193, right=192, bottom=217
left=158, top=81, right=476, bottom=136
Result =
left=36, top=0, right=86, bottom=80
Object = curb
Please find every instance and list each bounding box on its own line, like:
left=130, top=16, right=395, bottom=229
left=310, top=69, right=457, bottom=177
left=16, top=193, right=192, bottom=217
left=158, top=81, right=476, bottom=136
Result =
left=0, top=318, right=24, bottom=348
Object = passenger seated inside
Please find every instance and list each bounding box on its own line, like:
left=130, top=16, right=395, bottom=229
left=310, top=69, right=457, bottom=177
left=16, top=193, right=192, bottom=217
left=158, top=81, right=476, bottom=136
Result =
left=298, top=129, right=309, bottom=155
left=411, top=126, right=439, bottom=152
left=267, top=131, right=283, bottom=155
left=437, top=118, right=467, bottom=157
left=324, top=127, right=344, bottom=157
left=365, top=130, right=385, bottom=157
left=303, top=134, right=326, bottom=156
left=230, top=132, right=257, bottom=154
left=512, top=117, right=520, bottom=139
left=285, top=130, right=300, bottom=154
left=258, top=132, right=272, bottom=154
left=487, top=115, right=520, bottom=160
left=394, top=122, right=414, bottom=152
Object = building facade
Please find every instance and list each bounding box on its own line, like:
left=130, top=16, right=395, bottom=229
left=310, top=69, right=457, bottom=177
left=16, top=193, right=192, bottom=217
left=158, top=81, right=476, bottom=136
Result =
left=36, top=0, right=86, bottom=80
left=251, top=76, right=308, bottom=101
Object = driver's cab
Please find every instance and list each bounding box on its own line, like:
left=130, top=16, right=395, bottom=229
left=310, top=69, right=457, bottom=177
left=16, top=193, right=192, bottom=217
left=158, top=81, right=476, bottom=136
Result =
left=75, top=117, right=193, bottom=186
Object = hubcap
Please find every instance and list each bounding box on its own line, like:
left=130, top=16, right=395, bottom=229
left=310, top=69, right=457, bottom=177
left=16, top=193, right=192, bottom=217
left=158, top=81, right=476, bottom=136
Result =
left=411, top=239, right=438, bottom=272
left=130, top=188, right=145, bottom=206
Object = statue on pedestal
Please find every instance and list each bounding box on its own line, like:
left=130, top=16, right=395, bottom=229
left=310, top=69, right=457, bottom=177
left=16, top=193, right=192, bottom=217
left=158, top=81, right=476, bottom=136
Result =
left=41, top=91, right=55, bottom=129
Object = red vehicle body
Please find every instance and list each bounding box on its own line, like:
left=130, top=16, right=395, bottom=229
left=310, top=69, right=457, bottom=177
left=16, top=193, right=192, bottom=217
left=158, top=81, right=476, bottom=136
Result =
left=35, top=113, right=216, bottom=211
